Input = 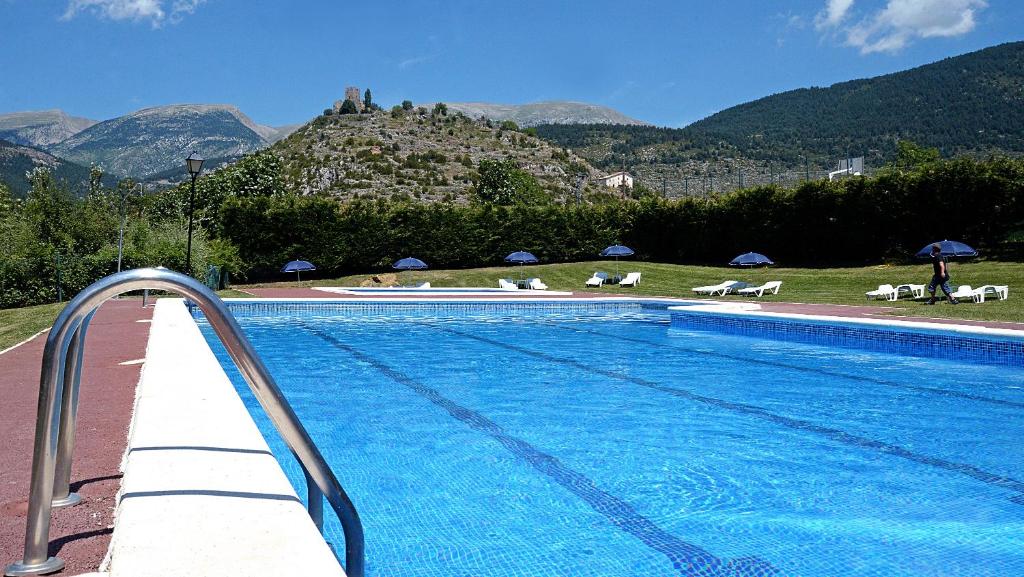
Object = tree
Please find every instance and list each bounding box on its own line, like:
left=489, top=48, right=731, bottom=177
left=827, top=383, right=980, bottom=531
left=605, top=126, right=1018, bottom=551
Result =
left=432, top=102, right=448, bottom=117
left=323, top=108, right=334, bottom=116
left=474, top=158, right=548, bottom=205
left=340, top=99, right=359, bottom=115
left=390, top=105, right=404, bottom=118
left=894, top=140, right=941, bottom=170
left=363, top=89, right=373, bottom=112
left=500, top=120, right=519, bottom=132
left=402, top=100, right=414, bottom=111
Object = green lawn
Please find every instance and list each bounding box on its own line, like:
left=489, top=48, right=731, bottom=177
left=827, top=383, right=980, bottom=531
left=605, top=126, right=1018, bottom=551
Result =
left=0, top=289, right=254, bottom=352
left=245, top=260, right=1024, bottom=324
left=3, top=261, right=1020, bottom=351
left=0, top=302, right=66, bottom=352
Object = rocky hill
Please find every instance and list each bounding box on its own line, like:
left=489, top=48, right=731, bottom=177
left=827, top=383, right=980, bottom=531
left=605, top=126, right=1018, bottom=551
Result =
left=0, top=110, right=97, bottom=148
left=436, top=101, right=647, bottom=127
left=49, top=104, right=294, bottom=178
left=272, top=107, right=604, bottom=203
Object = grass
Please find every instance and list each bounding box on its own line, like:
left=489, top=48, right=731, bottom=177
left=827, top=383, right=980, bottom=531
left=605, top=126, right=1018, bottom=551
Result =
left=0, top=289, right=254, bottom=352
left=242, top=260, right=1024, bottom=324
left=0, top=302, right=66, bottom=352
left=3, top=261, right=1020, bottom=351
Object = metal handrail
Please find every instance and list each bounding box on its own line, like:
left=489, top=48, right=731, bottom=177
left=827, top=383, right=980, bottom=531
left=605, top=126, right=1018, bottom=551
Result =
left=4, top=268, right=365, bottom=577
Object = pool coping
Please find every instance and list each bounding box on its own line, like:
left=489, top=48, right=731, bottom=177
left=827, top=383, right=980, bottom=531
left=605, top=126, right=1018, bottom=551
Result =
left=105, top=299, right=345, bottom=577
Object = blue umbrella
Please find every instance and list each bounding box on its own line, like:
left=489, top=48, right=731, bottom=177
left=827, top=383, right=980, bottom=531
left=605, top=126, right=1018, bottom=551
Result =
left=915, top=240, right=978, bottom=259
left=392, top=257, right=428, bottom=270
left=729, top=252, right=774, bottom=267
left=504, top=251, right=539, bottom=264
left=600, top=244, right=635, bottom=257
left=505, top=251, right=538, bottom=285
left=281, top=259, right=315, bottom=281
left=600, top=244, right=635, bottom=279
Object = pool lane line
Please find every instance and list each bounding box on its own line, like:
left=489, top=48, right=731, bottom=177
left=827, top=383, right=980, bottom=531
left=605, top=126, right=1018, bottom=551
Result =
left=298, top=323, right=779, bottom=577
left=550, top=322, right=1024, bottom=411
left=438, top=326, right=1024, bottom=500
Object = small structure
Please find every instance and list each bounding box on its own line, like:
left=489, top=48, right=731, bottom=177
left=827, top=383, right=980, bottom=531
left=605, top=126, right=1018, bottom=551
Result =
left=829, top=157, right=864, bottom=181
left=345, top=86, right=364, bottom=111
left=597, top=171, right=634, bottom=189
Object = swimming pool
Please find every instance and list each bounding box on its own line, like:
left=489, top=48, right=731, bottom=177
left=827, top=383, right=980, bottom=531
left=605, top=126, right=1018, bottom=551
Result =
left=196, top=302, right=1024, bottom=577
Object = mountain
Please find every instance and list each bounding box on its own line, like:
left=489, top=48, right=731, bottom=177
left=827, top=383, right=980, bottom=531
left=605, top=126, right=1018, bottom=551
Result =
left=0, top=110, right=97, bottom=148
left=0, top=139, right=113, bottom=197
left=435, top=101, right=648, bottom=127
left=686, top=41, right=1024, bottom=161
left=48, top=104, right=295, bottom=178
left=534, top=42, right=1024, bottom=196
left=270, top=107, right=601, bottom=203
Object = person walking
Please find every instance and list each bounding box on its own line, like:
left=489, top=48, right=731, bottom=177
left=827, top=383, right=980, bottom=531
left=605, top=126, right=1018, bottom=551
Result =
left=926, top=243, right=959, bottom=305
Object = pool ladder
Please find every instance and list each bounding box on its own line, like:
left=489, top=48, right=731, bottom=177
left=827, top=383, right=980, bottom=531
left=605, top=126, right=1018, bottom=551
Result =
left=4, top=268, right=365, bottom=577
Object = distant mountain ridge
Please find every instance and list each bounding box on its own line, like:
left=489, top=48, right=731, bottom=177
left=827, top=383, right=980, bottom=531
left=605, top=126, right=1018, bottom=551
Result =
left=50, top=104, right=278, bottom=178
left=436, top=101, right=648, bottom=127
left=534, top=42, right=1024, bottom=197
left=0, top=110, right=97, bottom=147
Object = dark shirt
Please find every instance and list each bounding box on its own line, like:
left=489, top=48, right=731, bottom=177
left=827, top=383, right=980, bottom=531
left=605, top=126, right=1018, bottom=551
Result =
left=931, top=253, right=948, bottom=279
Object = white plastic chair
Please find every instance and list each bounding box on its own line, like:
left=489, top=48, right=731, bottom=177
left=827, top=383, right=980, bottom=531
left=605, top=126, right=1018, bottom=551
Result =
left=976, top=285, right=1009, bottom=302
left=865, top=284, right=897, bottom=301
left=737, top=281, right=782, bottom=297
left=950, top=285, right=983, bottom=303
left=619, top=272, right=641, bottom=287
left=693, top=281, right=740, bottom=296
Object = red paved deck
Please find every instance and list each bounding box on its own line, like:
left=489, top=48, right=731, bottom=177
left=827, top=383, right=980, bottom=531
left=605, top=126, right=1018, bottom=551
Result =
left=1, top=301, right=152, bottom=575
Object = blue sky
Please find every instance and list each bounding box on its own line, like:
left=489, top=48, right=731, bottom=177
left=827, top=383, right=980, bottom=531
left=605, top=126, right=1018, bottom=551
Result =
left=1, top=0, right=1021, bottom=128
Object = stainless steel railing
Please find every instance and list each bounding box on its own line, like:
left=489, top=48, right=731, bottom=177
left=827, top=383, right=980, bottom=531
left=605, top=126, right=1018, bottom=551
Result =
left=4, top=268, right=365, bottom=577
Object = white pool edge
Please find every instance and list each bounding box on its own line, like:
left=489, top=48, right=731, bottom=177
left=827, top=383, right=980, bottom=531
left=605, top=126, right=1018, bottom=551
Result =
left=105, top=298, right=345, bottom=577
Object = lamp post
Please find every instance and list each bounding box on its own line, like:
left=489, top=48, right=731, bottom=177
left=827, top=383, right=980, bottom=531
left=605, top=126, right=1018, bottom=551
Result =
left=116, top=182, right=128, bottom=273
left=184, top=152, right=204, bottom=275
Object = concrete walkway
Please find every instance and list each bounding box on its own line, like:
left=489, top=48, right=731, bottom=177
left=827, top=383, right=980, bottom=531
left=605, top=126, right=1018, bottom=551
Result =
left=1, top=301, right=152, bottom=575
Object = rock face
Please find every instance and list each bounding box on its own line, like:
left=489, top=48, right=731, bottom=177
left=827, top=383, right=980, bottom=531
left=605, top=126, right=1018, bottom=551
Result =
left=436, top=101, right=648, bottom=127
left=49, top=104, right=295, bottom=178
left=0, top=110, right=97, bottom=147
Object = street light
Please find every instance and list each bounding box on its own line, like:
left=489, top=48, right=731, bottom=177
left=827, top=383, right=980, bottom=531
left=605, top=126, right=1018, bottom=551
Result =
left=184, top=151, right=204, bottom=275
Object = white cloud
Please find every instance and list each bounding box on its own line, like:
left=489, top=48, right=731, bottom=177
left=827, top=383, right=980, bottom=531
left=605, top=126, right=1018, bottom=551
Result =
left=816, top=0, right=855, bottom=28
left=62, top=0, right=206, bottom=27
left=817, top=0, right=986, bottom=54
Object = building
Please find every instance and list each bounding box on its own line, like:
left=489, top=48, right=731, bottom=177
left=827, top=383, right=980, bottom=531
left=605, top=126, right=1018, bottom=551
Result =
left=345, top=86, right=364, bottom=111
left=828, top=157, right=864, bottom=181
left=597, top=171, right=634, bottom=189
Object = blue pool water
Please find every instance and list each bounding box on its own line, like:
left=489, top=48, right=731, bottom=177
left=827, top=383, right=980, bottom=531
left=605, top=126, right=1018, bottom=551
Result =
left=196, top=303, right=1024, bottom=577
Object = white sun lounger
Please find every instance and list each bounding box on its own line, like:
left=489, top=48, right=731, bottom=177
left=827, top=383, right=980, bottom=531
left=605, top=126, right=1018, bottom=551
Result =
left=895, top=283, right=926, bottom=299
left=865, top=284, right=898, bottom=301
left=619, top=272, right=641, bottom=287
left=586, top=272, right=608, bottom=287
left=692, top=280, right=744, bottom=296
left=737, top=281, right=782, bottom=297
left=950, top=285, right=983, bottom=303
left=498, top=278, right=518, bottom=290
left=528, top=278, right=548, bottom=290
left=976, top=285, right=1009, bottom=302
